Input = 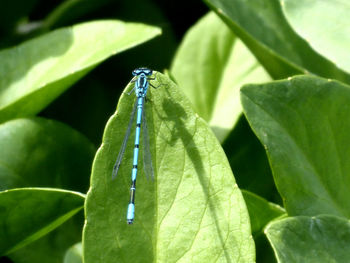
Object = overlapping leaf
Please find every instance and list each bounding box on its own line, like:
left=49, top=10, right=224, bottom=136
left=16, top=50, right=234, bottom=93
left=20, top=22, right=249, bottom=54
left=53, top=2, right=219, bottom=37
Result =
left=266, top=215, right=350, bottom=262
left=241, top=75, right=350, bottom=217
left=242, top=190, right=284, bottom=235
left=0, top=188, right=84, bottom=255
left=0, top=117, right=94, bottom=262
left=171, top=12, right=270, bottom=142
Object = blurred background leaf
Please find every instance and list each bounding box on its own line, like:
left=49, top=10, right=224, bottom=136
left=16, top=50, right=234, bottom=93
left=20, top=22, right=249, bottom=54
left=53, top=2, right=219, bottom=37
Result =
left=63, top=243, right=82, bottom=263
left=171, top=11, right=270, bottom=142
left=0, top=188, right=84, bottom=256
left=0, top=118, right=93, bottom=263
left=8, top=212, right=84, bottom=263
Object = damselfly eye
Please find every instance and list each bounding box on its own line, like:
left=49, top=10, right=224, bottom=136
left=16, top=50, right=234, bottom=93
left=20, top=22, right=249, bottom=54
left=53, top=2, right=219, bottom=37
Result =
left=133, top=67, right=152, bottom=76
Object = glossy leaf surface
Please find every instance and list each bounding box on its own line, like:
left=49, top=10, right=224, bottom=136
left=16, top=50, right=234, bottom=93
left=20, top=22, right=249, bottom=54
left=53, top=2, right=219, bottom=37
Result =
left=266, top=215, right=350, bottom=262
left=241, top=75, right=350, bottom=217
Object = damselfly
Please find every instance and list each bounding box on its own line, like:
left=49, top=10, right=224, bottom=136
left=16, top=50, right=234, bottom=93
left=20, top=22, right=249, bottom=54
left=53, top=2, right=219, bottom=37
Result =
left=112, top=67, right=158, bottom=224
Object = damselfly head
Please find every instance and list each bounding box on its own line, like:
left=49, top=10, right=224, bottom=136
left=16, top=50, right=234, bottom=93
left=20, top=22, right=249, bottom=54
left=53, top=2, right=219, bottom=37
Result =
left=132, top=67, right=153, bottom=76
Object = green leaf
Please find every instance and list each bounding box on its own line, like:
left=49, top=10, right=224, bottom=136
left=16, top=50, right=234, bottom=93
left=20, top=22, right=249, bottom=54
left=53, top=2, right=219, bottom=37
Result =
left=83, top=72, right=254, bottom=262
left=64, top=242, right=82, bottom=263
left=242, top=191, right=284, bottom=263
left=0, top=117, right=95, bottom=192
left=0, top=188, right=84, bottom=255
left=265, top=215, right=350, bottom=262
left=242, top=190, right=285, bottom=235
left=9, top=213, right=84, bottom=263
left=0, top=20, right=161, bottom=123
left=0, top=117, right=93, bottom=262
left=203, top=0, right=350, bottom=83
left=241, top=75, right=350, bottom=217
left=171, top=12, right=270, bottom=142
left=282, top=0, right=350, bottom=74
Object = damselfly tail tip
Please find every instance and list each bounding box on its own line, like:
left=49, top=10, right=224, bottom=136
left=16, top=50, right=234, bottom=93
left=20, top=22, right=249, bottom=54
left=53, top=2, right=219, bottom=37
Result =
left=127, top=219, right=134, bottom=225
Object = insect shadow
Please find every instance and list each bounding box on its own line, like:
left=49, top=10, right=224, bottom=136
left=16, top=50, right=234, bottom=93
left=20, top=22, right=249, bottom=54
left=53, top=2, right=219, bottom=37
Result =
left=152, top=88, right=232, bottom=262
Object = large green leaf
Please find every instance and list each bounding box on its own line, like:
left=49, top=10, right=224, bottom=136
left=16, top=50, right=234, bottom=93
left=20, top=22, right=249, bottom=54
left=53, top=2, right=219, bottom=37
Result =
left=265, top=215, right=350, bottom=262
left=83, top=72, right=254, bottom=262
left=171, top=12, right=270, bottom=142
left=203, top=0, right=350, bottom=83
left=242, top=190, right=284, bottom=235
left=241, top=75, right=350, bottom=217
left=282, top=0, right=350, bottom=74
left=0, top=188, right=84, bottom=255
left=0, top=117, right=95, bottom=192
left=0, top=20, right=161, bottom=123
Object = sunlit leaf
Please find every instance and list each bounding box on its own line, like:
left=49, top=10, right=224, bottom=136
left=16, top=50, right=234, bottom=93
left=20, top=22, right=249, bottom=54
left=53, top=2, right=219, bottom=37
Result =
left=0, top=20, right=161, bottom=123
left=83, top=72, right=254, bottom=262
left=171, top=12, right=269, bottom=142
left=282, top=0, right=350, bottom=74
left=203, top=0, right=350, bottom=83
